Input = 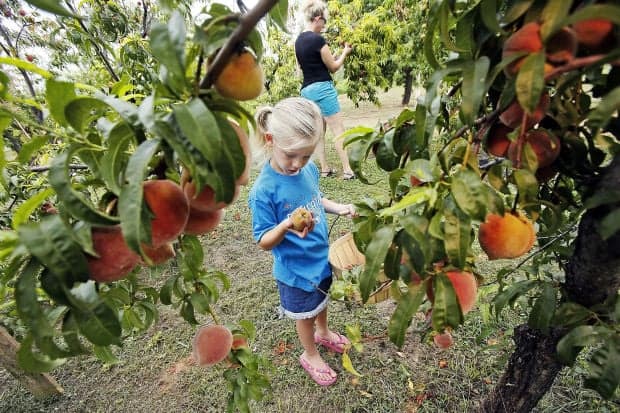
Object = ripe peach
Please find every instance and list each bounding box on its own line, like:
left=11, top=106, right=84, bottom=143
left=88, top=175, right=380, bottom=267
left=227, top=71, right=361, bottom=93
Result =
left=499, top=93, right=549, bottom=130
left=214, top=49, right=264, bottom=101
left=545, top=27, right=577, bottom=64
left=502, top=22, right=543, bottom=77
left=229, top=120, right=252, bottom=186
left=572, top=19, right=614, bottom=49
left=183, top=207, right=224, bottom=235
left=231, top=334, right=249, bottom=350
left=192, top=325, right=233, bottom=367
left=485, top=123, right=514, bottom=157
left=183, top=179, right=240, bottom=212
left=87, top=226, right=141, bottom=282
left=410, top=175, right=423, bottom=186
left=479, top=212, right=536, bottom=260
left=524, top=130, right=561, bottom=168
left=433, top=331, right=454, bottom=349
left=143, top=179, right=190, bottom=246
left=290, top=207, right=313, bottom=231
left=140, top=242, right=175, bottom=266
left=427, top=271, right=478, bottom=315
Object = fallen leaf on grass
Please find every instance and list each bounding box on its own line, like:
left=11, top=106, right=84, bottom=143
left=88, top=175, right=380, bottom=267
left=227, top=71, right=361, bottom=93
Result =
left=342, top=352, right=363, bottom=377
left=438, top=359, right=448, bottom=369
left=273, top=341, right=294, bottom=355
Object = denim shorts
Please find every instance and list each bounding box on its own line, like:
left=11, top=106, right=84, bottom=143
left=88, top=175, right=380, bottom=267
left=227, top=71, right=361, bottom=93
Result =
left=301, top=81, right=340, bottom=117
left=277, top=276, right=332, bottom=320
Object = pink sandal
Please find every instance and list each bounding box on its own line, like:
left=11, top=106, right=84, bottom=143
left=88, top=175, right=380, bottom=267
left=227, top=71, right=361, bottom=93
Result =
left=314, top=332, right=350, bottom=353
left=299, top=355, right=337, bottom=386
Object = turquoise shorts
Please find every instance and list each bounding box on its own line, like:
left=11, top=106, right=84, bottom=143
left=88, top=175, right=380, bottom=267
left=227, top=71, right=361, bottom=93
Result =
left=301, top=81, right=340, bottom=117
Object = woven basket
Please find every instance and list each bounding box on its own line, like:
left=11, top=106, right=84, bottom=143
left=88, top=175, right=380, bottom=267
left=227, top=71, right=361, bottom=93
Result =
left=328, top=232, right=391, bottom=304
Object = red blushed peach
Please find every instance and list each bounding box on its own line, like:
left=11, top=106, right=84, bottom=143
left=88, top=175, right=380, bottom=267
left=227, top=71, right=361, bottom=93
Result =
left=426, top=271, right=478, bottom=315
left=479, top=212, right=536, bottom=260
left=572, top=19, right=614, bottom=49
left=140, top=242, right=175, bottom=266
left=433, top=331, right=454, bottom=349
left=499, top=93, right=549, bottom=130
left=143, top=180, right=190, bottom=247
left=183, top=180, right=240, bottom=212
left=214, top=49, right=264, bottom=101
left=545, top=27, right=577, bottom=64
left=192, top=325, right=233, bottom=367
left=485, top=123, right=514, bottom=157
left=502, top=22, right=543, bottom=77
left=183, top=207, right=225, bottom=235
left=506, top=130, right=560, bottom=169
left=87, top=226, right=141, bottom=282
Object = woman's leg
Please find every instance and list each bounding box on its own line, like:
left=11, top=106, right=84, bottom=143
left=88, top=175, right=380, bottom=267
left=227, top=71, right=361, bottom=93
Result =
left=296, top=316, right=336, bottom=379
left=325, top=112, right=354, bottom=177
left=313, top=134, right=331, bottom=174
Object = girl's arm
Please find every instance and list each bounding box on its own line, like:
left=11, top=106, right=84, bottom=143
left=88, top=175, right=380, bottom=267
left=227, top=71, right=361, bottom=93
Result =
left=257, top=216, right=311, bottom=250
left=322, top=198, right=356, bottom=217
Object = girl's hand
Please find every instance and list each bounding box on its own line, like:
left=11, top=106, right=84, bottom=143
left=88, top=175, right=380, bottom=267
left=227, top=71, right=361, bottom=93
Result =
left=284, top=215, right=315, bottom=238
left=338, top=204, right=357, bottom=218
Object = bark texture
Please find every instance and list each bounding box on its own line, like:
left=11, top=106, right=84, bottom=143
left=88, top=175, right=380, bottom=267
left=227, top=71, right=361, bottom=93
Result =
left=480, top=154, right=620, bottom=412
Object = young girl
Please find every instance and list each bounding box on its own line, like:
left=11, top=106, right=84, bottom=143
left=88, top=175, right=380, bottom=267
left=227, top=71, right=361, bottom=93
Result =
left=248, top=97, right=356, bottom=386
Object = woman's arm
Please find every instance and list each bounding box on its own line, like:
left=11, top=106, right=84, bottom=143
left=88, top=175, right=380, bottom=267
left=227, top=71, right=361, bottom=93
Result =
left=320, top=43, right=352, bottom=73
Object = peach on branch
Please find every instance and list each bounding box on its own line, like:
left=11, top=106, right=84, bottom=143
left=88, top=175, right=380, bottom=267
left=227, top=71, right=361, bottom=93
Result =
left=143, top=179, right=190, bottom=246
left=499, top=93, right=549, bottom=130
left=183, top=207, right=224, bottom=236
left=140, top=242, right=175, bottom=266
left=427, top=271, right=478, bottom=315
left=214, top=49, right=264, bottom=101
left=290, top=207, right=313, bottom=232
left=87, top=226, right=141, bottom=282
left=485, top=123, right=514, bottom=157
left=479, top=212, right=536, bottom=260
left=182, top=174, right=241, bottom=212
left=502, top=22, right=543, bottom=77
left=545, top=27, right=577, bottom=64
left=572, top=19, right=614, bottom=49
left=192, top=325, right=233, bottom=367
left=506, top=130, right=561, bottom=169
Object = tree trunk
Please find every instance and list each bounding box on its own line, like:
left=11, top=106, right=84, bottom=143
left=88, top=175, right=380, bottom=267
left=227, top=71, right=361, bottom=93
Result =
left=402, top=69, right=413, bottom=106
left=0, top=326, right=64, bottom=398
left=480, top=154, right=620, bottom=412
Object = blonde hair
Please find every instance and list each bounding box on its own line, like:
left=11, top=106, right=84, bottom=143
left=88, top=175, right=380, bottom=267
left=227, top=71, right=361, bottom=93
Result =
left=254, top=97, right=325, bottom=162
left=302, top=0, right=327, bottom=23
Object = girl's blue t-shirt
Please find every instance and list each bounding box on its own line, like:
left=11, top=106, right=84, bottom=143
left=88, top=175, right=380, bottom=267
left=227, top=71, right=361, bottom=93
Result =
left=248, top=161, right=331, bottom=292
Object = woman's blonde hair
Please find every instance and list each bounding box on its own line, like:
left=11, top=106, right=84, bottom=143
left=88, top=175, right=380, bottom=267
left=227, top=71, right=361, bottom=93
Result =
left=301, top=0, right=327, bottom=23
left=254, top=97, right=325, bottom=163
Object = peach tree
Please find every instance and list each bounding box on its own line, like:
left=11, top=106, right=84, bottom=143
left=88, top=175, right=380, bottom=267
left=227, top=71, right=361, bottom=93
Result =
left=0, top=0, right=285, bottom=410
left=344, top=0, right=619, bottom=409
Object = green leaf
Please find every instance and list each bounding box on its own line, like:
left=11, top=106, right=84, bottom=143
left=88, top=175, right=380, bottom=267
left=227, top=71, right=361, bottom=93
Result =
left=443, top=196, right=471, bottom=268
left=564, top=5, right=620, bottom=26
left=516, top=52, right=545, bottom=114
left=512, top=168, right=539, bottom=205
left=61, top=311, right=89, bottom=355
left=492, top=280, right=537, bottom=316
left=23, top=0, right=75, bottom=17
left=11, top=187, right=54, bottom=230
left=556, top=325, right=606, bottom=365
left=554, top=302, right=592, bottom=328
left=584, top=339, right=620, bottom=399
left=360, top=226, right=395, bottom=303
left=150, top=12, right=188, bottom=95
left=49, top=149, right=118, bottom=225
left=46, top=79, right=76, bottom=127
left=588, top=87, right=620, bottom=129
left=92, top=345, right=120, bottom=365
left=268, top=0, right=289, bottom=31
left=68, top=282, right=122, bottom=346
left=528, top=282, right=557, bottom=332
left=100, top=121, right=134, bottom=195
left=460, top=57, right=490, bottom=125
left=379, top=187, right=433, bottom=217
left=431, top=273, right=463, bottom=331
left=172, top=98, right=220, bottom=162
left=65, top=97, right=109, bottom=135
left=17, top=335, right=65, bottom=373
left=540, top=0, right=571, bottom=40
left=451, top=169, right=489, bottom=221
left=480, top=0, right=505, bottom=34
left=118, top=139, right=160, bottom=253
left=388, top=282, right=426, bottom=348
left=17, top=135, right=48, bottom=164
left=18, top=215, right=89, bottom=284
left=599, top=208, right=620, bottom=240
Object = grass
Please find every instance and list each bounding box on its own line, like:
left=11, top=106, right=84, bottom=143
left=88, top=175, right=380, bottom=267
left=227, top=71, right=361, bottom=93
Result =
left=1, top=88, right=619, bottom=413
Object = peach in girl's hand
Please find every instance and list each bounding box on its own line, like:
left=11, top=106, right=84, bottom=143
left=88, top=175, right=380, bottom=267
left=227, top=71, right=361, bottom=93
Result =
left=290, top=207, right=313, bottom=231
